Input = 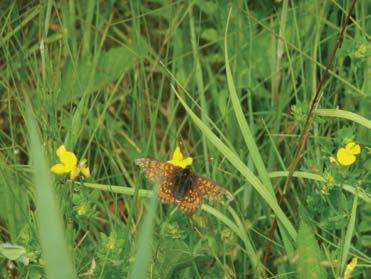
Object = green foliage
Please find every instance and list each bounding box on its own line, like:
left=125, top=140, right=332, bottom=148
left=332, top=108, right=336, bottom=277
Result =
left=0, top=1, right=370, bottom=278
left=358, top=203, right=371, bottom=248
left=0, top=243, right=30, bottom=265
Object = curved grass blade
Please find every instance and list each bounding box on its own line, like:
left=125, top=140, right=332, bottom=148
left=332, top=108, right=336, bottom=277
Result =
left=224, top=9, right=274, bottom=197
left=315, top=108, right=371, bottom=129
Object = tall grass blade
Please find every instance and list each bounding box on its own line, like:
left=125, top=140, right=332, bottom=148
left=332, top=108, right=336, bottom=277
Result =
left=25, top=106, right=77, bottom=279
left=224, top=8, right=274, bottom=196
left=340, top=193, right=358, bottom=275
left=129, top=188, right=158, bottom=279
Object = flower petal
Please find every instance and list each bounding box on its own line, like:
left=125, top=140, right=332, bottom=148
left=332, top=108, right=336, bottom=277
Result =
left=79, top=159, right=90, bottom=178
left=56, top=146, right=78, bottom=170
left=50, top=163, right=70, bottom=174
left=179, top=157, right=193, bottom=168
left=80, top=166, right=90, bottom=178
left=167, top=147, right=193, bottom=168
left=56, top=145, right=67, bottom=157
left=171, top=147, right=184, bottom=161
left=70, top=167, right=80, bottom=180
left=345, top=142, right=360, bottom=155
left=337, top=148, right=356, bottom=166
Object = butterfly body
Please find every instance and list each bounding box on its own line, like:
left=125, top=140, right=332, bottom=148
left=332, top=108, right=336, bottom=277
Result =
left=135, top=158, right=230, bottom=212
left=171, top=166, right=195, bottom=200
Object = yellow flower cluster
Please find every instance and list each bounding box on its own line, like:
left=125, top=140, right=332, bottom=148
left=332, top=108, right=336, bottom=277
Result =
left=50, top=145, right=90, bottom=180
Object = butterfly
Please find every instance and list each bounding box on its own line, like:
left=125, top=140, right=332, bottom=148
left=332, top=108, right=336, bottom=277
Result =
left=135, top=158, right=231, bottom=213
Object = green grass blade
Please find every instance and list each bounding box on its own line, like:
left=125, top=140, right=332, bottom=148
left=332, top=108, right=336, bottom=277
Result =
left=25, top=106, right=77, bottom=279
left=190, top=10, right=210, bottom=174
left=315, top=108, right=371, bottom=129
left=340, top=193, right=358, bottom=275
left=129, top=189, right=158, bottom=279
left=172, top=85, right=297, bottom=240
left=224, top=8, right=274, bottom=196
left=82, top=182, right=153, bottom=198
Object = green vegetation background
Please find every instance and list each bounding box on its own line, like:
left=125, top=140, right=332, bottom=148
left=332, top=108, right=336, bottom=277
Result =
left=0, top=0, right=370, bottom=278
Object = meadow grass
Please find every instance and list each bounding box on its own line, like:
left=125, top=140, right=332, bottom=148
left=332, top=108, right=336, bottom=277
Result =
left=0, top=1, right=370, bottom=278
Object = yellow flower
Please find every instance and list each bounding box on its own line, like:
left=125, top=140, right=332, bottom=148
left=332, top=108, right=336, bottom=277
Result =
left=167, top=146, right=193, bottom=168
left=336, top=142, right=361, bottom=166
left=50, top=145, right=90, bottom=180
left=344, top=257, right=358, bottom=279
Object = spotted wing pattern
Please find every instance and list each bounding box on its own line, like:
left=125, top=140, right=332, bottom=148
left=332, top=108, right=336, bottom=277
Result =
left=134, top=158, right=178, bottom=183
left=195, top=176, right=227, bottom=201
left=158, top=177, right=177, bottom=204
left=135, top=158, right=179, bottom=204
left=176, top=188, right=202, bottom=213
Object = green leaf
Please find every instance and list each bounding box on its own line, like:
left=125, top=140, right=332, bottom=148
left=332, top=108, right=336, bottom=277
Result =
left=0, top=243, right=26, bottom=261
left=296, top=221, right=327, bottom=279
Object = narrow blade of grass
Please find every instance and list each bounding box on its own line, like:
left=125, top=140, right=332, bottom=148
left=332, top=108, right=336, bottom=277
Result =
left=224, top=8, right=274, bottom=196
left=129, top=187, right=158, bottom=279
left=340, top=193, right=358, bottom=275
left=25, top=106, right=77, bottom=279
left=315, top=108, right=371, bottom=129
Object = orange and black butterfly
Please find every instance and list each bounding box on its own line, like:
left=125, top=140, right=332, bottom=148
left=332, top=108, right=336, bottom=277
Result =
left=135, top=158, right=232, bottom=213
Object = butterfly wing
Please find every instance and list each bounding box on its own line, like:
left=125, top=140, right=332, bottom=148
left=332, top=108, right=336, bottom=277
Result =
left=135, top=158, right=180, bottom=204
left=135, top=158, right=177, bottom=183
left=158, top=177, right=177, bottom=204
left=195, top=175, right=232, bottom=201
left=177, top=188, right=202, bottom=213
